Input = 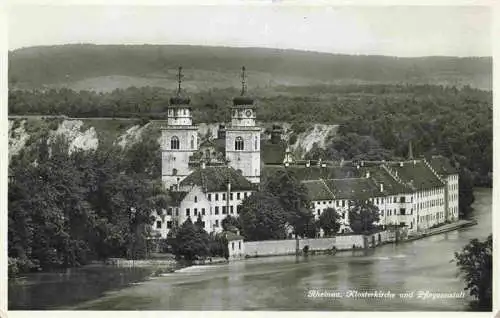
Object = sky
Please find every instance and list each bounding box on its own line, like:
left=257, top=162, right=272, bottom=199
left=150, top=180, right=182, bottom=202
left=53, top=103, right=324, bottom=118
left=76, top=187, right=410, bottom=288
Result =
left=7, top=5, right=492, bottom=57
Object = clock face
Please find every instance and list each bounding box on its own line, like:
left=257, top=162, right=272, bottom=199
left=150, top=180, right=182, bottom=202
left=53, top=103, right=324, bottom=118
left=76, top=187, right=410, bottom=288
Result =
left=245, top=110, right=252, bottom=117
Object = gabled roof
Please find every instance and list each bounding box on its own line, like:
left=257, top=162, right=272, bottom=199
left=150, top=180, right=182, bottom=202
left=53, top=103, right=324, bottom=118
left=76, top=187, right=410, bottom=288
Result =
left=428, top=156, right=458, bottom=176
left=180, top=166, right=256, bottom=193
left=170, top=191, right=189, bottom=206
left=359, top=165, right=411, bottom=195
left=220, top=230, right=245, bottom=241
left=302, top=180, right=335, bottom=201
left=262, top=165, right=355, bottom=181
left=387, top=161, right=444, bottom=190
left=323, top=178, right=383, bottom=200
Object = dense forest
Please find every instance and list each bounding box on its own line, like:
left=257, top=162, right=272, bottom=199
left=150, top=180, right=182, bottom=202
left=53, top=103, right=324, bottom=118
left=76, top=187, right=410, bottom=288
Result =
left=9, top=44, right=492, bottom=90
left=9, top=84, right=492, bottom=186
left=8, top=132, right=164, bottom=273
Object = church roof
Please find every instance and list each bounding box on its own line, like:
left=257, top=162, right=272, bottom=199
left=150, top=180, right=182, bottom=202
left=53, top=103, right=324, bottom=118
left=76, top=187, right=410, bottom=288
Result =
left=180, top=166, right=256, bottom=193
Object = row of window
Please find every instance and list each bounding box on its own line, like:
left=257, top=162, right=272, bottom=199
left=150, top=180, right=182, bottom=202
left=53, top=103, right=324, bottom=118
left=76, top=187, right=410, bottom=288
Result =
left=418, top=198, right=444, bottom=209
left=208, top=192, right=250, bottom=201
left=166, top=205, right=241, bottom=217
left=419, top=212, right=445, bottom=223
left=417, top=188, right=444, bottom=197
left=313, top=195, right=411, bottom=209
left=380, top=208, right=412, bottom=217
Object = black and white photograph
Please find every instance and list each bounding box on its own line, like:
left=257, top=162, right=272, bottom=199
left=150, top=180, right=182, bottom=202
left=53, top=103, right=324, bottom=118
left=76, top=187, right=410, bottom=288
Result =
left=4, top=3, right=494, bottom=313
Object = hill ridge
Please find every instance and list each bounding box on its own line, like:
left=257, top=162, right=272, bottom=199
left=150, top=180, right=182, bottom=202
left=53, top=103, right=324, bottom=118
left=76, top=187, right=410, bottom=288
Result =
left=9, top=44, right=492, bottom=91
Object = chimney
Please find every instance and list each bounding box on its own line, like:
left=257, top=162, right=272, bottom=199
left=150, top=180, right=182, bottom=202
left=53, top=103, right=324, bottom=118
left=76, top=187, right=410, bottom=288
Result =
left=408, top=140, right=414, bottom=160
left=271, top=124, right=283, bottom=144
left=380, top=183, right=384, bottom=192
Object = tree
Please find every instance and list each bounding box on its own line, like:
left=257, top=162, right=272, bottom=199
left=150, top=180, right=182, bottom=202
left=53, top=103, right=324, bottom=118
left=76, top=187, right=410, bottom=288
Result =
left=238, top=192, right=288, bottom=241
left=264, top=170, right=312, bottom=237
left=221, top=215, right=240, bottom=231
left=348, top=200, right=380, bottom=234
left=455, top=235, right=492, bottom=311
left=173, top=218, right=210, bottom=261
left=318, top=207, right=341, bottom=237
left=459, top=167, right=476, bottom=219
left=8, top=137, right=166, bottom=272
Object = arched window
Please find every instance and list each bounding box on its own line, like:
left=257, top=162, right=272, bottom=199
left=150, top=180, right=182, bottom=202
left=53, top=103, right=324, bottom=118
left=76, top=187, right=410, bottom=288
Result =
left=172, top=168, right=177, bottom=176
left=190, top=135, right=195, bottom=149
left=254, top=136, right=258, bottom=150
left=235, top=137, right=244, bottom=150
left=171, top=136, right=180, bottom=149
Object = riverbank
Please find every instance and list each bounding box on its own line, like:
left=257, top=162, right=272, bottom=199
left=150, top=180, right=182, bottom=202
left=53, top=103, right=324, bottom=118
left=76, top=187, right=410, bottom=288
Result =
left=405, top=219, right=478, bottom=242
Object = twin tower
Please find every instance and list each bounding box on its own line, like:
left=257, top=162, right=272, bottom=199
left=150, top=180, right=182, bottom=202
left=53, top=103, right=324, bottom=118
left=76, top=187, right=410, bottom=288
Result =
left=161, top=67, right=261, bottom=190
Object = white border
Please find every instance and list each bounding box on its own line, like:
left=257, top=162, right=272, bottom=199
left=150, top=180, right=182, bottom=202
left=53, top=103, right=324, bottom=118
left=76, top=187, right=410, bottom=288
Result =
left=1, top=1, right=497, bottom=318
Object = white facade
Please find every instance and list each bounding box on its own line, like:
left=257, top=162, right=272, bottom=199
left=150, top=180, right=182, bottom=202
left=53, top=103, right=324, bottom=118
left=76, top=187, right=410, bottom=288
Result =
left=152, top=185, right=255, bottom=238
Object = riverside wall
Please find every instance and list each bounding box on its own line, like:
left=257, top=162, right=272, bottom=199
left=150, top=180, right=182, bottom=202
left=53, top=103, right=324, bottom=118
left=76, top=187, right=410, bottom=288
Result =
left=244, top=231, right=390, bottom=258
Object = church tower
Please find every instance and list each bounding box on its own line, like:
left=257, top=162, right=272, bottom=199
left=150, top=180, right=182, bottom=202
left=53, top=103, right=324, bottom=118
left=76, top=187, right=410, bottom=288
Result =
left=225, top=67, right=261, bottom=184
left=161, top=67, right=198, bottom=190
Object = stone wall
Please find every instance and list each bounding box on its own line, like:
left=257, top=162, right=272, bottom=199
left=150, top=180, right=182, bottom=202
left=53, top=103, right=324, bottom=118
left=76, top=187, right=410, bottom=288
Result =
left=245, top=231, right=391, bottom=257
left=244, top=233, right=389, bottom=257
left=245, top=239, right=297, bottom=257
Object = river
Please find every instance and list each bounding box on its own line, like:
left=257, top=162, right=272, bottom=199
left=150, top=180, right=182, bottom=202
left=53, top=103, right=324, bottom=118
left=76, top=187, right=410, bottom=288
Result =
left=9, top=188, right=492, bottom=311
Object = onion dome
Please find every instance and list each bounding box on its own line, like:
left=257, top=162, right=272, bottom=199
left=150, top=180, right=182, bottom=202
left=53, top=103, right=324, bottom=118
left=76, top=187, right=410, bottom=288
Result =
left=169, top=95, right=191, bottom=106
left=232, top=96, right=255, bottom=106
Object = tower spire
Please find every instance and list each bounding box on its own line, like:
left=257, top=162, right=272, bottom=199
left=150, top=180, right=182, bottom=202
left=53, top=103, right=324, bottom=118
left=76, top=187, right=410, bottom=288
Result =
left=240, top=66, right=247, bottom=96
left=177, top=66, right=183, bottom=96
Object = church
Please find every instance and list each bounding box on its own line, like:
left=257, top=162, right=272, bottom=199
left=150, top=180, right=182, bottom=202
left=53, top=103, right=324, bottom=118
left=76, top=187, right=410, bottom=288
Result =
left=152, top=67, right=459, bottom=239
